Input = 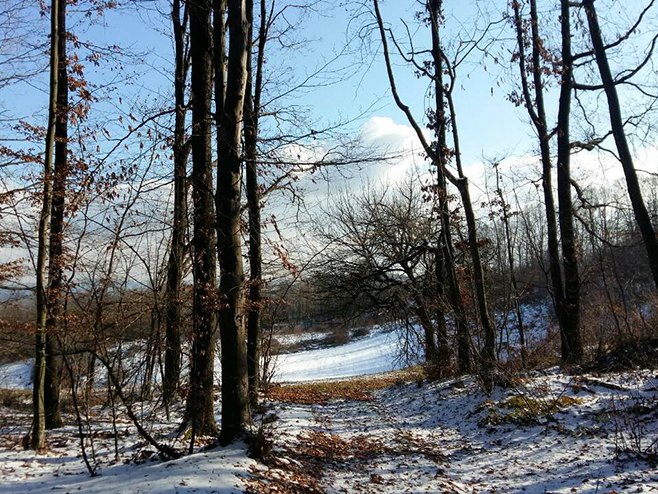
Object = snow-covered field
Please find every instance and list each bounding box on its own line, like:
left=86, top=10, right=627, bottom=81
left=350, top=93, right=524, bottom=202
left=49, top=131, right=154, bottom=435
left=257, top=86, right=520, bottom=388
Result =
left=273, top=326, right=411, bottom=382
left=0, top=301, right=552, bottom=389
left=1, top=320, right=658, bottom=493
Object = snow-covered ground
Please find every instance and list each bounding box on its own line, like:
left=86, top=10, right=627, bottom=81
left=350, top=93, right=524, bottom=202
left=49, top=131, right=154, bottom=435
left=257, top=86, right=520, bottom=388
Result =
left=260, top=369, right=658, bottom=493
left=0, top=434, right=254, bottom=494
left=1, top=317, right=658, bottom=493
left=273, top=326, right=411, bottom=382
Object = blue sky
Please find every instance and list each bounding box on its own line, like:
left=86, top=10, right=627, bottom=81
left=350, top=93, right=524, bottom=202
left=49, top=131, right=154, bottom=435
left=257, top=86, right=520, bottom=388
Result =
left=2, top=0, right=658, bottom=289
left=4, top=0, right=535, bottom=169
left=4, top=0, right=657, bottom=194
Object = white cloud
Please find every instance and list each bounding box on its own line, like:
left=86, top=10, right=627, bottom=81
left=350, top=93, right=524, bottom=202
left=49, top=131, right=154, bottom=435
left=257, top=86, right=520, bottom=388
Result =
left=357, top=116, right=431, bottom=185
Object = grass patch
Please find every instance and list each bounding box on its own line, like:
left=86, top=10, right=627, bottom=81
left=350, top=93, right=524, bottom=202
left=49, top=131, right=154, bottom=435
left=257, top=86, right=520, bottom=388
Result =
left=479, top=394, right=583, bottom=426
left=266, top=367, right=425, bottom=405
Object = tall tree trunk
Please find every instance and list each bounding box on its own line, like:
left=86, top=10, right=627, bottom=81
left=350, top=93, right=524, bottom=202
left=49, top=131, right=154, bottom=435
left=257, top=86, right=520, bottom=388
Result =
left=29, top=0, right=60, bottom=451
left=244, top=0, right=265, bottom=409
left=512, top=0, right=564, bottom=335
left=512, top=0, right=576, bottom=364
left=429, top=0, right=469, bottom=373
left=430, top=3, right=496, bottom=384
left=583, top=0, right=658, bottom=291
left=163, top=0, right=190, bottom=407
left=44, top=0, right=68, bottom=430
left=216, top=0, right=250, bottom=443
left=186, top=0, right=218, bottom=437
left=556, top=0, right=583, bottom=364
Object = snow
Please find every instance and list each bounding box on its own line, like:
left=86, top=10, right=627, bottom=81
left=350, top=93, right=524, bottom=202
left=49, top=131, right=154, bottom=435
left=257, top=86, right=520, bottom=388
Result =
left=0, top=435, right=253, bottom=493
left=1, top=319, right=658, bottom=493
left=0, top=361, right=32, bottom=390
left=262, top=369, right=658, bottom=493
left=272, top=327, right=411, bottom=382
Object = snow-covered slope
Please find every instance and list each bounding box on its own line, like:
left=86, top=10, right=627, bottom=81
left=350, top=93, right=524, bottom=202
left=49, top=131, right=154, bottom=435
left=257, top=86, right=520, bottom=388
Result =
left=0, top=303, right=553, bottom=389
left=0, top=327, right=412, bottom=389
left=272, top=327, right=411, bottom=382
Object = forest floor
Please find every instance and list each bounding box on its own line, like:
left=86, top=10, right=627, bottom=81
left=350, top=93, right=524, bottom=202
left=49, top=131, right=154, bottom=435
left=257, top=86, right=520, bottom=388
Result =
left=248, top=367, right=658, bottom=493
left=1, top=326, right=658, bottom=493
left=0, top=365, right=657, bottom=493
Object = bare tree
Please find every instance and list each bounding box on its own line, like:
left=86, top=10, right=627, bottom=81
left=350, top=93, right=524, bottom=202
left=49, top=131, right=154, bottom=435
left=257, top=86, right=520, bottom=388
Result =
left=428, top=0, right=469, bottom=372
left=373, top=0, right=497, bottom=387
left=163, top=0, right=191, bottom=408
left=244, top=0, right=267, bottom=409
left=491, top=162, right=526, bottom=364
left=579, top=0, right=658, bottom=292
left=315, top=178, right=443, bottom=366
left=215, top=0, right=251, bottom=443
left=28, top=0, right=61, bottom=452
left=510, top=0, right=582, bottom=364
left=186, top=0, right=218, bottom=437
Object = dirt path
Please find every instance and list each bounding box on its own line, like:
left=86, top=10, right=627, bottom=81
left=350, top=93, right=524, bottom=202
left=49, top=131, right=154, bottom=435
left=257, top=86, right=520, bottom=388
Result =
left=247, top=386, right=465, bottom=493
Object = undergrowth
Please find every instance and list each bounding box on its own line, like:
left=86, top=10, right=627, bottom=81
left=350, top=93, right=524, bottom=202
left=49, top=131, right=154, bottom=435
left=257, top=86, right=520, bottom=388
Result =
left=265, top=367, right=425, bottom=405
left=478, top=394, right=583, bottom=426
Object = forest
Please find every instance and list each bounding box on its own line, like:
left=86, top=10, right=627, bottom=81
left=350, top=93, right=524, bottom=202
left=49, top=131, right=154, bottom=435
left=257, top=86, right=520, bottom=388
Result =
left=1, top=0, right=658, bottom=492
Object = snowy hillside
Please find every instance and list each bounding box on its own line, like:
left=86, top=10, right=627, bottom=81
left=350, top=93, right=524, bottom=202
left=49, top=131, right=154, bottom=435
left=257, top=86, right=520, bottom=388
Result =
left=273, top=326, right=412, bottom=382
left=0, top=326, right=409, bottom=390
left=1, top=302, right=553, bottom=389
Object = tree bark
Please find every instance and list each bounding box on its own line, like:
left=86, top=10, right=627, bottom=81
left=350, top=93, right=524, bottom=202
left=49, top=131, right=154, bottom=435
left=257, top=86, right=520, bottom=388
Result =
left=556, top=0, right=583, bottom=364
left=216, top=0, right=250, bottom=443
left=582, top=0, right=658, bottom=291
left=186, top=0, right=218, bottom=437
left=244, top=0, right=265, bottom=409
left=163, top=0, right=190, bottom=407
left=44, top=0, right=68, bottom=430
left=29, top=0, right=60, bottom=451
